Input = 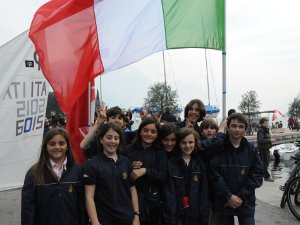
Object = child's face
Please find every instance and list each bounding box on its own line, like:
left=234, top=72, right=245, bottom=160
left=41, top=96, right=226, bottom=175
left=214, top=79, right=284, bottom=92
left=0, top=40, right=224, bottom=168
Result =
left=179, top=134, right=195, bottom=156
left=107, top=114, right=124, bottom=128
left=140, top=123, right=158, bottom=146
left=161, top=133, right=176, bottom=152
left=187, top=103, right=200, bottom=124
left=100, top=128, right=120, bottom=155
left=227, top=119, right=246, bottom=140
left=47, top=134, right=67, bottom=163
left=201, top=127, right=217, bottom=139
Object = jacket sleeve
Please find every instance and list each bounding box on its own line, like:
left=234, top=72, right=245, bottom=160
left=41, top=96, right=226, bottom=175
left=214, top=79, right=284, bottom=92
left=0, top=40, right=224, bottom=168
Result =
left=76, top=166, right=89, bottom=225
left=199, top=162, right=210, bottom=225
left=236, top=147, right=263, bottom=199
left=161, top=167, right=176, bottom=225
left=201, top=133, right=226, bottom=160
left=210, top=156, right=233, bottom=200
left=145, top=150, right=168, bottom=184
left=21, top=169, right=36, bottom=225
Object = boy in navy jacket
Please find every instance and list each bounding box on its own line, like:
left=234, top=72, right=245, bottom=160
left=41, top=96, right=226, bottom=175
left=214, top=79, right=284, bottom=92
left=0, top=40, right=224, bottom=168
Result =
left=210, top=113, right=263, bottom=225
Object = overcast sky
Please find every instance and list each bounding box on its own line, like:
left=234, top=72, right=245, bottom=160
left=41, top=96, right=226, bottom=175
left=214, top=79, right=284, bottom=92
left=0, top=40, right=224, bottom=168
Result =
left=1, top=0, right=300, bottom=120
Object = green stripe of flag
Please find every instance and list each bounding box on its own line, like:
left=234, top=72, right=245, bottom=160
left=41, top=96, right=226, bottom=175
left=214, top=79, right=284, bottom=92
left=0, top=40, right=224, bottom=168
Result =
left=162, top=0, right=225, bottom=51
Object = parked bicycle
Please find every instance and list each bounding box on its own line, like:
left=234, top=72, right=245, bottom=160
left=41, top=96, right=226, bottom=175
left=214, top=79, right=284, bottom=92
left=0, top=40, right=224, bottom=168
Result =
left=279, top=152, right=300, bottom=220
left=286, top=175, right=300, bottom=220
left=280, top=154, right=300, bottom=208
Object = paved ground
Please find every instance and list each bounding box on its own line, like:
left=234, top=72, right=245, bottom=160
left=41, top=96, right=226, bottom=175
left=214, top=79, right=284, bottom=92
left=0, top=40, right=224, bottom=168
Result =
left=1, top=162, right=299, bottom=224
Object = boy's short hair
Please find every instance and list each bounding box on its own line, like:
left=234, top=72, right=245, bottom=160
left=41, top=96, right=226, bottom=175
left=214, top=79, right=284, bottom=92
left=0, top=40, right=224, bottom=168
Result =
left=259, top=117, right=268, bottom=125
left=227, top=113, right=248, bottom=130
left=199, top=118, right=219, bottom=134
left=106, top=106, right=125, bottom=120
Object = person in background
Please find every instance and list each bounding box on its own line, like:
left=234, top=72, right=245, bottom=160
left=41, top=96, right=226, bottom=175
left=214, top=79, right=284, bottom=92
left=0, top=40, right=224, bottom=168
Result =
left=160, top=106, right=177, bottom=124
left=176, top=99, right=206, bottom=134
left=124, top=116, right=131, bottom=132
left=257, top=117, right=274, bottom=182
left=43, top=118, right=52, bottom=137
left=124, top=117, right=168, bottom=225
left=83, top=123, right=140, bottom=225
left=159, top=123, right=178, bottom=158
left=227, top=109, right=236, bottom=117
left=165, top=128, right=209, bottom=225
left=21, top=128, right=87, bottom=225
left=50, top=111, right=58, bottom=127
left=210, top=113, right=263, bottom=225
left=126, top=108, right=134, bottom=131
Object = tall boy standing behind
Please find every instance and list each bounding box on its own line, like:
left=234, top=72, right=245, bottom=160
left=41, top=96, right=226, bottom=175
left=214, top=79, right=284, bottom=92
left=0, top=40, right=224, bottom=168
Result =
left=210, top=113, right=263, bottom=225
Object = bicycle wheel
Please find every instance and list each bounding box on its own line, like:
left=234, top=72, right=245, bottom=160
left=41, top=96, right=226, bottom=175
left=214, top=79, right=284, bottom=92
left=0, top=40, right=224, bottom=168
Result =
left=287, top=177, right=300, bottom=220
left=280, top=185, right=288, bottom=208
left=295, top=181, right=300, bottom=206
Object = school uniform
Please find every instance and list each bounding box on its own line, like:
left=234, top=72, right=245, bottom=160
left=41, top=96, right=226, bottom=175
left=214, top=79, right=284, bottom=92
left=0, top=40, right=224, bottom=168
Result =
left=21, top=160, right=86, bottom=225
left=83, top=152, right=135, bottom=225
left=164, top=153, right=209, bottom=225
left=210, top=135, right=263, bottom=224
left=124, top=143, right=168, bottom=225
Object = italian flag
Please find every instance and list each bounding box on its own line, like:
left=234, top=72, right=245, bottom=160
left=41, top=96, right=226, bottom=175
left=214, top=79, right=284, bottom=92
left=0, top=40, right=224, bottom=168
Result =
left=30, top=0, right=224, bottom=164
left=30, top=0, right=225, bottom=114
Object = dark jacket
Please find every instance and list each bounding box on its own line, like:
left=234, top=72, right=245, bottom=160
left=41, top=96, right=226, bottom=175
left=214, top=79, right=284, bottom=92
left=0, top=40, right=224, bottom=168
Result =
left=163, top=153, right=209, bottom=225
left=210, top=135, right=263, bottom=216
left=257, top=127, right=272, bottom=150
left=124, top=143, right=168, bottom=222
left=176, top=120, right=201, bottom=134
left=21, top=162, right=86, bottom=225
left=160, top=112, right=177, bottom=123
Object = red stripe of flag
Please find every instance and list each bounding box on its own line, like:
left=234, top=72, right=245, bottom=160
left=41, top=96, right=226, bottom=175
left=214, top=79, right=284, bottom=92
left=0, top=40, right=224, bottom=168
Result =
left=29, top=0, right=104, bottom=114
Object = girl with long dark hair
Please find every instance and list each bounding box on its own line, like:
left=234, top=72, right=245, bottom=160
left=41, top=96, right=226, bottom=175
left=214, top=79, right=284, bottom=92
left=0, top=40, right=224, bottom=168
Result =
left=124, top=117, right=168, bottom=225
left=21, top=128, right=86, bottom=225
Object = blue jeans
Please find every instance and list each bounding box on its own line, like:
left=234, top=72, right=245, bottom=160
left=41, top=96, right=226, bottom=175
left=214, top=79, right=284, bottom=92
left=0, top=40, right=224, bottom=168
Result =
left=219, top=215, right=255, bottom=225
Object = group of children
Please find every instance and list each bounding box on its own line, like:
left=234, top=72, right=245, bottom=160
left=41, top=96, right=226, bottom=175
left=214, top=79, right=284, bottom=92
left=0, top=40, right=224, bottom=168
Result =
left=21, top=99, right=263, bottom=225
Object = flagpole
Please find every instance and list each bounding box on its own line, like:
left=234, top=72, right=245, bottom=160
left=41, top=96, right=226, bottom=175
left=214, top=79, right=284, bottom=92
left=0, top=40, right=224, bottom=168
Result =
left=222, top=0, right=227, bottom=119
left=88, top=82, right=91, bottom=130
left=100, top=75, right=103, bottom=108
left=162, top=51, right=167, bottom=105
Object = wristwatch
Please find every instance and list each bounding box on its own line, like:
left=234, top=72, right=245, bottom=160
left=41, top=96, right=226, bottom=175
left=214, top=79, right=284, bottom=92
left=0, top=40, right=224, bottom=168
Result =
left=134, top=211, right=141, bottom=216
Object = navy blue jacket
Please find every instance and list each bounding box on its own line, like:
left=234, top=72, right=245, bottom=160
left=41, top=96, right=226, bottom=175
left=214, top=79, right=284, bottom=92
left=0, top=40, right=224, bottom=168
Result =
left=21, top=161, right=86, bottom=225
left=124, top=143, right=168, bottom=222
left=210, top=135, right=263, bottom=216
left=163, top=153, right=209, bottom=225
